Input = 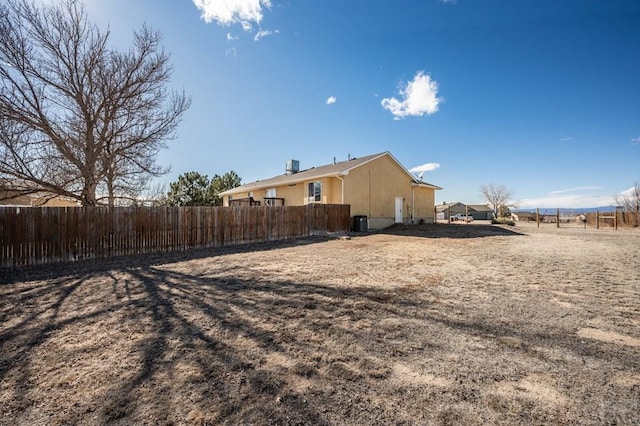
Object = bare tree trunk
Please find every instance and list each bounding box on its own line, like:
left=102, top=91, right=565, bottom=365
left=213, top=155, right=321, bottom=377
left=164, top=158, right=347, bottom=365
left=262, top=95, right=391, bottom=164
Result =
left=81, top=177, right=98, bottom=206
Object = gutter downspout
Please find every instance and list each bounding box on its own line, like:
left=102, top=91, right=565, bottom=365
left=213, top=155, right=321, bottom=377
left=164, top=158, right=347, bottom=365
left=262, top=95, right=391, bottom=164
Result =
left=368, top=171, right=371, bottom=217
left=411, top=186, right=415, bottom=224
left=336, top=175, right=344, bottom=204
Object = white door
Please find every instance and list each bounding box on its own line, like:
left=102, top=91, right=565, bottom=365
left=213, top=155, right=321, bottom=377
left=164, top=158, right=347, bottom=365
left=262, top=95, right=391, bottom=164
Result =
left=395, top=197, right=403, bottom=223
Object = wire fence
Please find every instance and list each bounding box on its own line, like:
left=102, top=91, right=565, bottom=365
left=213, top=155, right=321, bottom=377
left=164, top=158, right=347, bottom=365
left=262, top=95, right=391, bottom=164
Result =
left=514, top=209, right=639, bottom=229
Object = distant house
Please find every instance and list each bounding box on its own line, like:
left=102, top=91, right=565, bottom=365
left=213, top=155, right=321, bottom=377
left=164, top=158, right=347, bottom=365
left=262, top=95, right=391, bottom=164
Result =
left=219, top=152, right=442, bottom=230
left=511, top=211, right=538, bottom=222
left=467, top=204, right=494, bottom=220
left=0, top=180, right=79, bottom=207
left=436, top=202, right=493, bottom=220
left=436, top=202, right=466, bottom=220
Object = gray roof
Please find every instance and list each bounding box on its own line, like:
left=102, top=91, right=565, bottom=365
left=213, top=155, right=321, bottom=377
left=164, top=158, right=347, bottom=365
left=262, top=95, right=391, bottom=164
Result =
left=467, top=204, right=493, bottom=212
left=435, top=202, right=464, bottom=212
left=220, top=151, right=441, bottom=196
left=436, top=203, right=493, bottom=212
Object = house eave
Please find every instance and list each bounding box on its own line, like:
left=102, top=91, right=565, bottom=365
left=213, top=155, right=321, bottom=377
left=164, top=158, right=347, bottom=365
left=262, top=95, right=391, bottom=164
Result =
left=219, top=171, right=348, bottom=196
left=411, top=182, right=443, bottom=190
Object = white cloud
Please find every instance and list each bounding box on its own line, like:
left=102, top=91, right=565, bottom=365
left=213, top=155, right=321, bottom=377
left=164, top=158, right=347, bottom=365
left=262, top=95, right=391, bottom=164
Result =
left=550, top=186, right=602, bottom=195
left=631, top=137, right=640, bottom=145
left=409, top=163, right=440, bottom=173
left=192, top=0, right=271, bottom=27
left=560, top=136, right=575, bottom=142
left=381, top=71, right=442, bottom=120
left=518, top=187, right=617, bottom=209
left=326, top=96, right=336, bottom=105
left=225, top=47, right=238, bottom=56
left=226, top=33, right=238, bottom=41
left=518, top=194, right=617, bottom=209
left=254, top=29, right=279, bottom=41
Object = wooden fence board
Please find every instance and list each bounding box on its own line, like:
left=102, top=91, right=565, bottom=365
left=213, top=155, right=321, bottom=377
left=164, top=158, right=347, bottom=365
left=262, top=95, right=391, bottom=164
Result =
left=0, top=204, right=350, bottom=267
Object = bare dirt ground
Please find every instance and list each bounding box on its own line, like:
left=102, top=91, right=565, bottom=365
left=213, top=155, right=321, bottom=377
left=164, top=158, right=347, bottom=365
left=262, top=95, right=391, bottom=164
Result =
left=1, top=223, right=639, bottom=425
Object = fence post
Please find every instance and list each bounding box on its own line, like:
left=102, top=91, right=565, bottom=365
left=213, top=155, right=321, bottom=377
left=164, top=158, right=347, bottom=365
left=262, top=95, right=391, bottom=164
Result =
left=596, top=210, right=599, bottom=229
left=615, top=211, right=618, bottom=230
left=556, top=208, right=560, bottom=228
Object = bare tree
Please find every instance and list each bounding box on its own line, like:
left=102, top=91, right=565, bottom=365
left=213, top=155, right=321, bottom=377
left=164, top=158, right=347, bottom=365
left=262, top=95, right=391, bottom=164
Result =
left=0, top=0, right=189, bottom=206
left=616, top=182, right=640, bottom=212
left=480, top=183, right=516, bottom=218
left=130, top=181, right=168, bottom=207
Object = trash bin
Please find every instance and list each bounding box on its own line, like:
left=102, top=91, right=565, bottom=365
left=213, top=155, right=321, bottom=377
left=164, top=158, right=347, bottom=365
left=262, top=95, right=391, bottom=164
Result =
left=353, top=215, right=368, bottom=232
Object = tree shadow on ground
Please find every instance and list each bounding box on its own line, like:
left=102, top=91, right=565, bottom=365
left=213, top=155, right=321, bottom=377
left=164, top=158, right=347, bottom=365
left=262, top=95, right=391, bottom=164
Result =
left=0, top=224, right=524, bottom=284
left=0, top=234, right=338, bottom=284
left=1, top=257, right=639, bottom=424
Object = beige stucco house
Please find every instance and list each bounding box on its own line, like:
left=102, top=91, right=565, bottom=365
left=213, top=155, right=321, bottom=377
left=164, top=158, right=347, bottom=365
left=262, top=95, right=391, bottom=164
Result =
left=219, top=151, right=441, bottom=230
left=0, top=180, right=79, bottom=207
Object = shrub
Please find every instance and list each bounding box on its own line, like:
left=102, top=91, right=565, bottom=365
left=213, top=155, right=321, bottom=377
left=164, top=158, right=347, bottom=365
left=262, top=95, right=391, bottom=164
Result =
left=492, top=217, right=515, bottom=226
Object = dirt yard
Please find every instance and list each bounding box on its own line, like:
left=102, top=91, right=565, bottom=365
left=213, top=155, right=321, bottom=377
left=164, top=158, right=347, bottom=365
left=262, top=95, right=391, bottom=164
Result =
left=1, top=223, right=639, bottom=425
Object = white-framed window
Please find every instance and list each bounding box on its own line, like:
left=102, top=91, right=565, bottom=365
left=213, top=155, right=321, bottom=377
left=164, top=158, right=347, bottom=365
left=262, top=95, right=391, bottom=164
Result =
left=264, top=188, right=278, bottom=206
left=248, top=191, right=253, bottom=198
left=307, top=181, right=321, bottom=203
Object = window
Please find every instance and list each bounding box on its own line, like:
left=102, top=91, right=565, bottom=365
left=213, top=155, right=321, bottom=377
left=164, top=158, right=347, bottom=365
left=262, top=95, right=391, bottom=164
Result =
left=248, top=191, right=253, bottom=198
left=264, top=188, right=278, bottom=206
left=308, top=181, right=321, bottom=203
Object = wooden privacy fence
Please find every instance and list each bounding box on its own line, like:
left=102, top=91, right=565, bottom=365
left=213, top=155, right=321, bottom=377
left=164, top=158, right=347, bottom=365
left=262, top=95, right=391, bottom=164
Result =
left=0, top=204, right=351, bottom=267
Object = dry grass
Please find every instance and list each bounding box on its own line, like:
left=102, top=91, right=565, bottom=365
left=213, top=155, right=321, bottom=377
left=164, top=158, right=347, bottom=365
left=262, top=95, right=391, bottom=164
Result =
left=1, top=223, right=639, bottom=425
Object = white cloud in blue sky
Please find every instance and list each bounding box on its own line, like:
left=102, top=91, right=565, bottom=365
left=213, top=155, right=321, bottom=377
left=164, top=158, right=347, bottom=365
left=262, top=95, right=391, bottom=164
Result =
left=519, top=194, right=616, bottom=209
left=381, top=71, right=442, bottom=120
left=409, top=163, right=440, bottom=173
left=631, top=137, right=640, bottom=145
left=326, top=96, right=336, bottom=105
left=254, top=29, right=279, bottom=41
left=560, top=136, right=575, bottom=142
left=192, top=0, right=271, bottom=27
left=550, top=187, right=602, bottom=195
left=519, top=186, right=618, bottom=209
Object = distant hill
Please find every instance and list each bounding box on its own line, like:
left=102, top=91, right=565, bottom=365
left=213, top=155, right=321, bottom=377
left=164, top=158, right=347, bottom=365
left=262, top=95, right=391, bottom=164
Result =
left=514, top=206, right=618, bottom=214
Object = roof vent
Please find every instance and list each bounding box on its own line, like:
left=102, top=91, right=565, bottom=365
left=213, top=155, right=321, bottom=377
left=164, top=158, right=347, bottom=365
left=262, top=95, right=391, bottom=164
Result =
left=286, top=159, right=299, bottom=175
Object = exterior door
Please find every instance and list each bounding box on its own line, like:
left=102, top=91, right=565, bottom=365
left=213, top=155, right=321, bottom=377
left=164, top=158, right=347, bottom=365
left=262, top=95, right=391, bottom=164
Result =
left=395, top=197, right=403, bottom=223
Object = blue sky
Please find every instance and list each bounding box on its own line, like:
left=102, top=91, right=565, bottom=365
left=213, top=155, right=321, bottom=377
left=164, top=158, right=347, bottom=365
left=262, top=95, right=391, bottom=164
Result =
left=83, top=0, right=639, bottom=208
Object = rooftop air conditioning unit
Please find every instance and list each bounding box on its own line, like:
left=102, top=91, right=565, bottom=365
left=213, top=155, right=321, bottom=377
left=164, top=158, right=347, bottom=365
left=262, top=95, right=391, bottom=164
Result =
left=286, top=159, right=299, bottom=175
